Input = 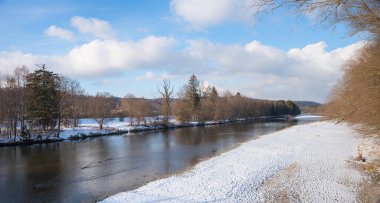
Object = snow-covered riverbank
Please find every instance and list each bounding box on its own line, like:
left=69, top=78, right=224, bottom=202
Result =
left=0, top=116, right=295, bottom=147
left=101, top=121, right=374, bottom=202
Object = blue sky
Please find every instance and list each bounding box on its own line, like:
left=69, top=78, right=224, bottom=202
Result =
left=0, top=0, right=364, bottom=102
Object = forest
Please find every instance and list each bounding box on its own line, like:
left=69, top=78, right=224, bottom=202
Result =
left=0, top=66, right=300, bottom=140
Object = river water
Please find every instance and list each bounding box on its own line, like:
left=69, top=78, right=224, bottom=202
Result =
left=0, top=119, right=316, bottom=202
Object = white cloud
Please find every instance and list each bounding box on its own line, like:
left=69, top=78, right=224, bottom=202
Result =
left=170, top=0, right=256, bottom=29
left=0, top=36, right=176, bottom=77
left=59, top=36, right=176, bottom=76
left=71, top=16, right=115, bottom=39
left=0, top=37, right=364, bottom=102
left=162, top=39, right=364, bottom=102
left=44, top=25, right=74, bottom=41
left=0, top=51, right=50, bottom=74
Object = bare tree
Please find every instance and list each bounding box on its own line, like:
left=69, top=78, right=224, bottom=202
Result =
left=69, top=80, right=85, bottom=127
left=91, top=92, right=114, bottom=129
left=14, top=66, right=29, bottom=134
left=122, top=93, right=137, bottom=125
left=1, top=66, right=30, bottom=140
left=158, top=80, right=174, bottom=127
left=135, top=98, right=153, bottom=125
left=4, top=74, right=17, bottom=139
left=58, top=77, right=85, bottom=127
left=255, top=0, right=380, bottom=38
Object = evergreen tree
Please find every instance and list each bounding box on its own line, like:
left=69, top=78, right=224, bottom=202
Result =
left=185, top=74, right=201, bottom=120
left=26, top=65, right=60, bottom=132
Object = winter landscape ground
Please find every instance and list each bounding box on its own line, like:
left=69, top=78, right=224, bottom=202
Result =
left=101, top=120, right=379, bottom=202
left=0, top=117, right=176, bottom=145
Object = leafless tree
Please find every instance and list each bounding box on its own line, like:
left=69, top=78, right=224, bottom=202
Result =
left=135, top=98, right=153, bottom=125
left=158, top=80, right=174, bottom=127
left=254, top=0, right=380, bottom=38
left=14, top=66, right=29, bottom=134
left=122, top=93, right=137, bottom=125
left=91, top=92, right=114, bottom=129
left=1, top=66, right=29, bottom=140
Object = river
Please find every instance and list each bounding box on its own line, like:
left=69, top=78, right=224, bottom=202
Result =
left=0, top=118, right=317, bottom=202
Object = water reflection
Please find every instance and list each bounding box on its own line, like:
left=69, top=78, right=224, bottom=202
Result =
left=0, top=119, right=315, bottom=202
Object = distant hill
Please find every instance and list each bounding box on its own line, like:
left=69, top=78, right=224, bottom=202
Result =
left=294, top=101, right=322, bottom=108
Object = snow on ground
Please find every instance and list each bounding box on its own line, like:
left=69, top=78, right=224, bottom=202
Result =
left=59, top=127, right=113, bottom=139
left=101, top=121, right=368, bottom=203
left=0, top=117, right=156, bottom=143
left=0, top=116, right=237, bottom=143
left=37, top=116, right=248, bottom=140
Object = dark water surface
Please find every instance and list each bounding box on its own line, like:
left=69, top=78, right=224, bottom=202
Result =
left=0, top=119, right=316, bottom=202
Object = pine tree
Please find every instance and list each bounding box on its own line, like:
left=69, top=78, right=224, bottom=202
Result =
left=185, top=74, right=201, bottom=120
left=26, top=65, right=60, bottom=132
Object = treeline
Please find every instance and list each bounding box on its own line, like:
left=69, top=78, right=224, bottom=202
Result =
left=0, top=66, right=300, bottom=139
left=325, top=41, right=380, bottom=135
left=0, top=65, right=118, bottom=140
left=173, top=75, right=300, bottom=122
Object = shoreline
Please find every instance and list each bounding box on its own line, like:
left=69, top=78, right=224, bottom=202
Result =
left=0, top=116, right=298, bottom=147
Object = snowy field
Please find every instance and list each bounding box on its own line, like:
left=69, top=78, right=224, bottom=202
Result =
left=101, top=121, right=370, bottom=202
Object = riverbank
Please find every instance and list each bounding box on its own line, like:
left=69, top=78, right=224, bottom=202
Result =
left=0, top=116, right=299, bottom=147
left=101, top=121, right=379, bottom=202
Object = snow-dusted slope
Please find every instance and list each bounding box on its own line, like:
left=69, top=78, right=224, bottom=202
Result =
left=101, top=121, right=367, bottom=202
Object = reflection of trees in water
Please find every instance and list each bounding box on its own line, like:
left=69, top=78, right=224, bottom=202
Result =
left=19, top=143, right=65, bottom=202
left=0, top=147, right=28, bottom=202
left=160, top=130, right=173, bottom=174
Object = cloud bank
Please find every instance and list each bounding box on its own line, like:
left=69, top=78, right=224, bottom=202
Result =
left=0, top=35, right=364, bottom=102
